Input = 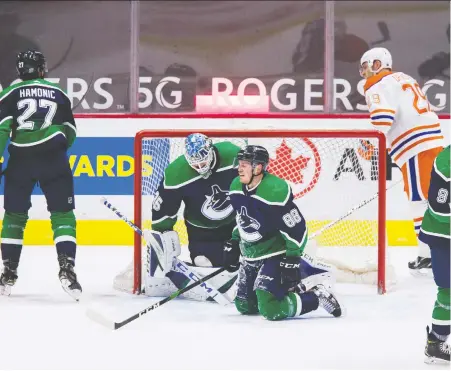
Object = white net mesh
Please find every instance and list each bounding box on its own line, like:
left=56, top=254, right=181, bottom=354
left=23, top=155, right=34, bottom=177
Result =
left=114, top=130, right=393, bottom=294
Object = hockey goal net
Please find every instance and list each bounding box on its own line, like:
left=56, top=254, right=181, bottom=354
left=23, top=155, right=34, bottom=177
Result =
left=116, top=126, right=391, bottom=295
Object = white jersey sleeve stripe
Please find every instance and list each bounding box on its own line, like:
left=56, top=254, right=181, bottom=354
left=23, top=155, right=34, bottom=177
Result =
left=369, top=108, right=396, bottom=115
left=371, top=121, right=392, bottom=127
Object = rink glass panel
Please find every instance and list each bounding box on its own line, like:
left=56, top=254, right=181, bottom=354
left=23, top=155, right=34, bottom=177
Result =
left=0, top=1, right=131, bottom=113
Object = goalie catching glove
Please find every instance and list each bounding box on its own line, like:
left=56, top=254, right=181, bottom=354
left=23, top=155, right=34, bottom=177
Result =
left=143, top=230, right=181, bottom=275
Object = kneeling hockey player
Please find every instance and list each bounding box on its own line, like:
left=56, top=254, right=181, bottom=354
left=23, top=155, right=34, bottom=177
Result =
left=419, top=145, right=450, bottom=364
left=136, top=133, right=241, bottom=301
left=223, top=145, right=343, bottom=320
left=0, top=50, right=81, bottom=300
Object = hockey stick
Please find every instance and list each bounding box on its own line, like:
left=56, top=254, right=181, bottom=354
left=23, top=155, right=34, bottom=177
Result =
left=308, top=178, right=403, bottom=273
left=101, top=197, right=231, bottom=306
left=370, top=22, right=390, bottom=47
left=309, top=179, right=402, bottom=241
left=87, top=267, right=226, bottom=330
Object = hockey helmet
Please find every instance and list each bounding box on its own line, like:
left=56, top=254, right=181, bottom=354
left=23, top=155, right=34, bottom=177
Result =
left=235, top=145, right=270, bottom=172
left=359, top=47, right=392, bottom=78
left=16, top=50, right=47, bottom=80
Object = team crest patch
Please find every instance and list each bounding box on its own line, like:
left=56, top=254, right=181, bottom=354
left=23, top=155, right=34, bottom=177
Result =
left=201, top=184, right=234, bottom=220
left=237, top=206, right=262, bottom=242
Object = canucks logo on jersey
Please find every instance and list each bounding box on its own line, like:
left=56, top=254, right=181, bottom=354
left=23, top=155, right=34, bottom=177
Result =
left=237, top=206, right=262, bottom=242
left=201, top=185, right=234, bottom=220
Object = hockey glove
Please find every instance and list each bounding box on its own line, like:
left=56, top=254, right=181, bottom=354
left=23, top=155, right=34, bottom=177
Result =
left=223, top=239, right=240, bottom=272
left=280, top=256, right=302, bottom=290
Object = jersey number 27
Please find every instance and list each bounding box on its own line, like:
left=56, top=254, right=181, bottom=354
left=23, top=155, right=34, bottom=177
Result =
left=17, top=98, right=57, bottom=130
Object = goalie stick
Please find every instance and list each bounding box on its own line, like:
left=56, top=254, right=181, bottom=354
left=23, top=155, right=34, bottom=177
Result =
left=100, top=197, right=231, bottom=306
left=87, top=267, right=226, bottom=330
left=312, top=178, right=403, bottom=274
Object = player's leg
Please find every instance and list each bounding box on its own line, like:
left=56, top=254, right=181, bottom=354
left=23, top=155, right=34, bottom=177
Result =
left=402, top=148, right=442, bottom=274
left=254, top=256, right=342, bottom=321
left=188, top=240, right=226, bottom=267
left=0, top=157, right=35, bottom=295
left=38, top=150, right=81, bottom=300
left=186, top=222, right=235, bottom=267
left=184, top=240, right=238, bottom=299
left=424, top=239, right=450, bottom=364
left=234, top=259, right=260, bottom=315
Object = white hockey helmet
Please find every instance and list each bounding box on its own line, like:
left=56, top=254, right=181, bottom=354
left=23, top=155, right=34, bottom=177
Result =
left=359, top=47, right=392, bottom=78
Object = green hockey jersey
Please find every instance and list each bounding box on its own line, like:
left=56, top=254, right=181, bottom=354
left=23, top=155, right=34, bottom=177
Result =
left=229, top=173, right=308, bottom=260
left=0, top=79, right=76, bottom=157
left=419, top=145, right=450, bottom=245
left=152, top=142, right=240, bottom=240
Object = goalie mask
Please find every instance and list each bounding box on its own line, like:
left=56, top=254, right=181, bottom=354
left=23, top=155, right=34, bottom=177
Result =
left=359, top=47, right=392, bottom=78
left=184, top=133, right=216, bottom=179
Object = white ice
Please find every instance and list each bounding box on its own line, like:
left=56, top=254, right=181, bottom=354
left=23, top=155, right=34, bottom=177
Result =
left=0, top=246, right=447, bottom=370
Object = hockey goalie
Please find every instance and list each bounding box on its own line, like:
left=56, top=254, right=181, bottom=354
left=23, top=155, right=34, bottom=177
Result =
left=115, top=133, right=336, bottom=304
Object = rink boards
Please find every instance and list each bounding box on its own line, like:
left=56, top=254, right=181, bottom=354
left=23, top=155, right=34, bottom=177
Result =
left=0, top=116, right=449, bottom=246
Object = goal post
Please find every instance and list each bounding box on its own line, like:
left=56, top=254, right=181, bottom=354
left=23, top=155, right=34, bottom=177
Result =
left=131, top=128, right=387, bottom=295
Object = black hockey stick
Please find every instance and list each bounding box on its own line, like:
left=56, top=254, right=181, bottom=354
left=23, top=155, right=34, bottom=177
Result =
left=86, top=267, right=227, bottom=330
left=370, top=22, right=390, bottom=46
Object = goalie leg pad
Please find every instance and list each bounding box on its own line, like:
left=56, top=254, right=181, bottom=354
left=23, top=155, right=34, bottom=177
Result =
left=144, top=230, right=181, bottom=274
left=300, top=252, right=337, bottom=291
left=143, top=262, right=238, bottom=302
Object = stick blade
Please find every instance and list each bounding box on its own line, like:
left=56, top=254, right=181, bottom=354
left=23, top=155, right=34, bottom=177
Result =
left=86, top=307, right=117, bottom=330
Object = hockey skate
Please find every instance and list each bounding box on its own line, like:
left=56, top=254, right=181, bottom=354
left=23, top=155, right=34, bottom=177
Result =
left=0, top=265, right=18, bottom=296
left=408, top=256, right=432, bottom=277
left=311, top=284, right=344, bottom=318
left=58, top=255, right=82, bottom=301
left=424, top=326, right=450, bottom=364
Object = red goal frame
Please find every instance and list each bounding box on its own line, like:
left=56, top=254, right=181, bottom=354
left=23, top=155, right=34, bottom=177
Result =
left=133, top=128, right=387, bottom=295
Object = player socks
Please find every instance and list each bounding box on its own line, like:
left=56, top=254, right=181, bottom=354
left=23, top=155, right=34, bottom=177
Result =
left=1, top=243, right=22, bottom=271
left=432, top=287, right=451, bottom=340
left=50, top=211, right=76, bottom=260
left=1, top=211, right=28, bottom=272
left=292, top=291, right=319, bottom=316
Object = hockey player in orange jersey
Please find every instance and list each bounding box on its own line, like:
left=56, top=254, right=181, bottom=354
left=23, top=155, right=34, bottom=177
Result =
left=359, top=47, right=445, bottom=275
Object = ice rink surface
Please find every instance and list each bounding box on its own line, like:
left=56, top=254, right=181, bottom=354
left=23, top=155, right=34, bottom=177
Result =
left=0, top=245, right=447, bottom=370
